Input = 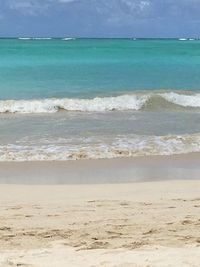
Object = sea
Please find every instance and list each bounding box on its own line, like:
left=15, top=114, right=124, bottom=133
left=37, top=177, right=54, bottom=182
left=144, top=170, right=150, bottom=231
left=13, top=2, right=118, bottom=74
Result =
left=1, top=38, right=200, bottom=161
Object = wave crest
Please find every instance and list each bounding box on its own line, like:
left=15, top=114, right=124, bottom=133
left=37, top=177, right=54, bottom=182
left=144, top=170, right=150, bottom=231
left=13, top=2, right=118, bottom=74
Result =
left=160, top=92, right=200, bottom=107
left=0, top=95, right=149, bottom=113
left=1, top=92, right=200, bottom=114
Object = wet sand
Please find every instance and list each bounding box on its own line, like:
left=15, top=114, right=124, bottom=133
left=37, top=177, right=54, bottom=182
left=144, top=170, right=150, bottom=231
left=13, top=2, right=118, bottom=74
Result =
left=0, top=153, right=200, bottom=184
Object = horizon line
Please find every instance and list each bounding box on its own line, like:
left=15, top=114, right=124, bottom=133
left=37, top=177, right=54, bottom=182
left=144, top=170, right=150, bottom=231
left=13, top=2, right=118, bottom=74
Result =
left=0, top=37, right=199, bottom=39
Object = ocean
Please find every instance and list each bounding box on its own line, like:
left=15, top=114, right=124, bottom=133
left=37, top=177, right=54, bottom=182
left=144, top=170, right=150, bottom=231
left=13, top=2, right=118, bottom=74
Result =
left=1, top=38, right=200, bottom=161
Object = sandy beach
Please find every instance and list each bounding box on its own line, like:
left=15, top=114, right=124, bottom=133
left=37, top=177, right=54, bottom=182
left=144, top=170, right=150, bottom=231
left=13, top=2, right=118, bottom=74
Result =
left=0, top=155, right=200, bottom=266
left=1, top=15, right=200, bottom=267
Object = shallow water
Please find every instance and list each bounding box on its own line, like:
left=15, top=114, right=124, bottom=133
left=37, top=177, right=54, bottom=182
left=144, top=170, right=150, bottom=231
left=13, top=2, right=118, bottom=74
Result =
left=1, top=109, right=200, bottom=161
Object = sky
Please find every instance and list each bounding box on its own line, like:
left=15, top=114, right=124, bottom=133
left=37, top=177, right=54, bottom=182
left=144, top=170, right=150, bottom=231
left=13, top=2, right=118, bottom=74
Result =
left=0, top=0, right=200, bottom=37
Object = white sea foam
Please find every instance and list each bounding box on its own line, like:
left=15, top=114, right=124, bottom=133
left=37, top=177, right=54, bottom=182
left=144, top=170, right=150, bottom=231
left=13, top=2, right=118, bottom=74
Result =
left=62, top=37, right=75, bottom=41
left=0, top=95, right=149, bottom=113
left=18, top=37, right=31, bottom=40
left=1, top=133, right=200, bottom=161
left=160, top=92, right=200, bottom=107
left=1, top=92, right=200, bottom=114
left=32, top=37, right=52, bottom=40
left=18, top=37, right=52, bottom=40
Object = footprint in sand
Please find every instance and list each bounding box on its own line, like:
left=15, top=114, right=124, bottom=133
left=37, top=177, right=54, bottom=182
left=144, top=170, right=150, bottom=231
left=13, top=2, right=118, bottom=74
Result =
left=181, top=220, right=193, bottom=225
left=8, top=206, right=23, bottom=210
left=0, top=226, right=11, bottom=231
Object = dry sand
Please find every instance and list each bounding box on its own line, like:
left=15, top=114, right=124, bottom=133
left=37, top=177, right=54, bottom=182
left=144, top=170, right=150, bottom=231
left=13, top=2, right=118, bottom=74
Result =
left=0, top=179, right=200, bottom=266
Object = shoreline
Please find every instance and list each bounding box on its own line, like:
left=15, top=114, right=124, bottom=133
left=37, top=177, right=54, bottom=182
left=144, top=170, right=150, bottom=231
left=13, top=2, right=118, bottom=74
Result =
left=0, top=152, right=200, bottom=184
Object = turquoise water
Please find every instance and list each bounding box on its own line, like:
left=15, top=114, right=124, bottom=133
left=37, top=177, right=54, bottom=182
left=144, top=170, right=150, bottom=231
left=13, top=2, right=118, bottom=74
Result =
left=0, top=38, right=200, bottom=100
left=1, top=38, right=200, bottom=161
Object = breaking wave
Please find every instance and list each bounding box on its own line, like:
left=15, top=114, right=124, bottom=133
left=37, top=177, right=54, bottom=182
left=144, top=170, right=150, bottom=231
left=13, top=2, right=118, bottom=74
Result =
left=160, top=92, right=200, bottom=107
left=1, top=133, right=200, bottom=161
left=0, top=94, right=149, bottom=113
left=18, top=37, right=52, bottom=40
left=62, top=37, right=76, bottom=41
left=0, top=92, right=200, bottom=114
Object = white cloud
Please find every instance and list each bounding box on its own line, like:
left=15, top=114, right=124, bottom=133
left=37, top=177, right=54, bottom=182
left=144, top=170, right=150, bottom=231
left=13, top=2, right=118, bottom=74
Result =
left=6, top=0, right=78, bottom=15
left=7, top=0, right=51, bottom=15
left=4, top=0, right=200, bottom=21
left=139, top=1, right=150, bottom=11
left=92, top=0, right=152, bottom=27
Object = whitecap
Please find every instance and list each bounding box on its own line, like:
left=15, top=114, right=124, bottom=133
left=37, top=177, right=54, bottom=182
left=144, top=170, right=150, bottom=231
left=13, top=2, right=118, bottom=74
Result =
left=18, top=37, right=31, bottom=40
left=160, top=92, right=200, bottom=107
left=0, top=94, right=149, bottom=114
left=62, top=37, right=75, bottom=41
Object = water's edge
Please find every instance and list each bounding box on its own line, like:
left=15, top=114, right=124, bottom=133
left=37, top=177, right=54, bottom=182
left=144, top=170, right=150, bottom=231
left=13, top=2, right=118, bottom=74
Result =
left=0, top=153, right=199, bottom=184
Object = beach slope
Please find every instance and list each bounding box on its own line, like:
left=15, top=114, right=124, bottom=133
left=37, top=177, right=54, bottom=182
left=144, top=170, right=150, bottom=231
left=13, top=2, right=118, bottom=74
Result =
left=0, top=179, right=200, bottom=266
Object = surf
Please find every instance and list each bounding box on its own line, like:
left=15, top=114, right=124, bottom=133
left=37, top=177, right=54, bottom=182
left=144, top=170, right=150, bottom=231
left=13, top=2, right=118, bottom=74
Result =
left=1, top=133, right=200, bottom=161
left=1, top=92, right=200, bottom=114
